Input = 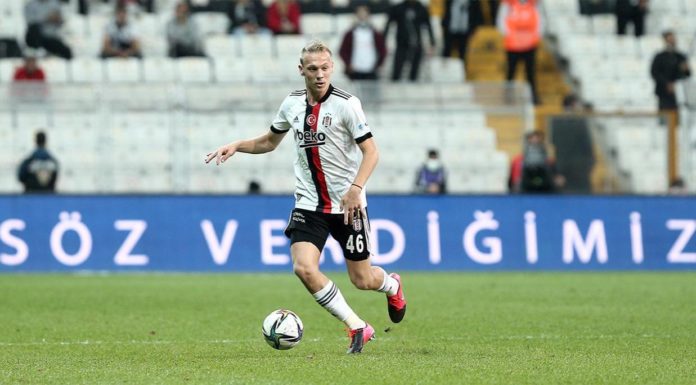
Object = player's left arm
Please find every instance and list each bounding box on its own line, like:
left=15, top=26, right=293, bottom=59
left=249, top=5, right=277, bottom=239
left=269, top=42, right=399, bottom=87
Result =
left=353, top=138, right=379, bottom=191
left=342, top=137, right=379, bottom=225
left=340, top=97, right=379, bottom=224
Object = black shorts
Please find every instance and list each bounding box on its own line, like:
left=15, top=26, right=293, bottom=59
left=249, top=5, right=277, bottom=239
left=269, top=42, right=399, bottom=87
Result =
left=284, top=208, right=372, bottom=261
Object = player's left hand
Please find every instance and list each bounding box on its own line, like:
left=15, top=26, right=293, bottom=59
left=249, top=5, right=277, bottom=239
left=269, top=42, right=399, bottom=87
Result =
left=340, top=185, right=362, bottom=225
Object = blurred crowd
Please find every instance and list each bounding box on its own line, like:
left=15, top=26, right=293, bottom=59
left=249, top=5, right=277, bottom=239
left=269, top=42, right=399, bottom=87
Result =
left=5, top=0, right=693, bottom=195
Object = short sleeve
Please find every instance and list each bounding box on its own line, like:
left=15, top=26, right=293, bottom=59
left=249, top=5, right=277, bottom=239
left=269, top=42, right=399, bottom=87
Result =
left=271, top=95, right=292, bottom=133
left=344, top=97, right=373, bottom=144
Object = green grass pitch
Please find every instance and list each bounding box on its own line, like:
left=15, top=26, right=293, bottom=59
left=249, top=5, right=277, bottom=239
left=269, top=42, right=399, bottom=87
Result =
left=1, top=272, right=695, bottom=385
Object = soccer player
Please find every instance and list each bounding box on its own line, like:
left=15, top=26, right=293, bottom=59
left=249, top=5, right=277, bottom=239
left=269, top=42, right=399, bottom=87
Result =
left=205, top=41, right=406, bottom=354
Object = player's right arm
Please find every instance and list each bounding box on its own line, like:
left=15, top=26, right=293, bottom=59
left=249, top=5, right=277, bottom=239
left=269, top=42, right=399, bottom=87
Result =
left=206, top=93, right=294, bottom=166
left=205, top=130, right=286, bottom=166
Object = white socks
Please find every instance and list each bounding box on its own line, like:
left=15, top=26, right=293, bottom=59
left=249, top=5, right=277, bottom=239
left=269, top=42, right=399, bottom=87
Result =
left=313, top=281, right=366, bottom=330
left=376, top=267, right=399, bottom=296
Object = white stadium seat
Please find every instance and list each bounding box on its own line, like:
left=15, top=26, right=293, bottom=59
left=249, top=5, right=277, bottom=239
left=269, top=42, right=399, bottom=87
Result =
left=638, top=35, right=663, bottom=58
left=0, top=14, right=21, bottom=40
left=650, top=0, right=685, bottom=13
left=67, top=34, right=103, bottom=57
left=204, top=35, right=237, bottom=59
left=41, top=58, right=70, bottom=83
left=142, top=57, right=177, bottom=82
left=602, top=35, right=639, bottom=58
left=0, top=59, right=20, bottom=83
left=427, top=57, right=465, bottom=83
left=191, top=12, right=229, bottom=36
left=86, top=14, right=108, bottom=35
left=70, top=58, right=105, bottom=83
left=176, top=57, right=212, bottom=83
left=250, top=57, right=286, bottom=83
left=301, top=14, right=335, bottom=37
left=239, top=34, right=274, bottom=58
left=335, top=14, right=355, bottom=36
left=590, top=15, right=616, bottom=34
left=104, top=58, right=142, bottom=83
left=213, top=57, right=250, bottom=83
left=134, top=14, right=163, bottom=37
left=275, top=35, right=309, bottom=59
left=141, top=36, right=168, bottom=57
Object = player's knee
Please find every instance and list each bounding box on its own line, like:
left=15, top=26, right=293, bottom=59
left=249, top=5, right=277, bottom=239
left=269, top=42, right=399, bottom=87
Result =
left=293, top=262, right=318, bottom=283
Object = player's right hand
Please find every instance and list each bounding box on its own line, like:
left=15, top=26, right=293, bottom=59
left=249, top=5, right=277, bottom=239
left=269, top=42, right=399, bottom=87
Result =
left=205, top=143, right=237, bottom=165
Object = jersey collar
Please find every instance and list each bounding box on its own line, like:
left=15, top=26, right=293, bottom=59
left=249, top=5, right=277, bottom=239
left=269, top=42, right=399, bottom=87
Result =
left=307, top=84, right=334, bottom=105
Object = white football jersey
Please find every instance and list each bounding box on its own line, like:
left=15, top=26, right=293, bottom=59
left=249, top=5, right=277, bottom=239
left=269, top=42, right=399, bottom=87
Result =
left=271, top=85, right=373, bottom=214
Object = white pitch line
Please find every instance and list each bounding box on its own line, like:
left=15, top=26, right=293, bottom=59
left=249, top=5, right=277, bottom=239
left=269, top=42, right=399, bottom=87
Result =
left=0, top=339, right=254, bottom=347
left=0, top=334, right=676, bottom=347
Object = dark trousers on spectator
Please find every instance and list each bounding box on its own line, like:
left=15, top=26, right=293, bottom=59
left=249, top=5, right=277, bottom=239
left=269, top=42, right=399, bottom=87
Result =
left=0, top=38, right=22, bottom=58
left=506, top=48, right=539, bottom=104
left=442, top=31, right=470, bottom=62
left=658, top=94, right=680, bottom=126
left=169, top=44, right=204, bottom=58
left=392, top=45, right=423, bottom=81
left=616, top=11, right=645, bottom=37
left=25, top=24, right=73, bottom=59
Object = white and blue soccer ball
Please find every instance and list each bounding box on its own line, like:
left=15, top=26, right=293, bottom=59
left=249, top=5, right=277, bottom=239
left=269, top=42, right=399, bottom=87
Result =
left=262, top=309, right=304, bottom=350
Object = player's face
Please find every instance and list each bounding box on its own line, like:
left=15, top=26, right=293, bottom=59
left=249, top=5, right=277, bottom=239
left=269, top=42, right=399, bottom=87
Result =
left=300, top=51, right=333, bottom=96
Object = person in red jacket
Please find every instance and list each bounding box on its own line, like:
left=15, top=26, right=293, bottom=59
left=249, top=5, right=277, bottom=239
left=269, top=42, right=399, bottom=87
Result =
left=497, top=0, right=542, bottom=105
left=339, top=4, right=387, bottom=80
left=266, top=0, right=301, bottom=35
left=13, top=55, right=46, bottom=82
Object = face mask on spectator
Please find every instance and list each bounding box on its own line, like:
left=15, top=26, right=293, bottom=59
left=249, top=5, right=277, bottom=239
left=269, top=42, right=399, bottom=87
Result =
left=425, top=159, right=441, bottom=172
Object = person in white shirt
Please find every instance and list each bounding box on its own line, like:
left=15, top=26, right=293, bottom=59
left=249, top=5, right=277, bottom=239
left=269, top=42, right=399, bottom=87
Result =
left=339, top=4, right=387, bottom=80
left=101, top=7, right=142, bottom=58
left=205, top=41, right=407, bottom=354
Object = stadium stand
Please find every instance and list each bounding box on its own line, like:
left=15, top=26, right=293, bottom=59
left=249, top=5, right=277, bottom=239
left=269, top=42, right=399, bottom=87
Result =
left=542, top=0, right=695, bottom=194
left=0, top=80, right=511, bottom=194
left=0, top=0, right=578, bottom=196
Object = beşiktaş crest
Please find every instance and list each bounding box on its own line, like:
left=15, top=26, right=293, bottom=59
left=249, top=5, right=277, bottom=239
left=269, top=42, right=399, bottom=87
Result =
left=321, top=113, right=332, bottom=128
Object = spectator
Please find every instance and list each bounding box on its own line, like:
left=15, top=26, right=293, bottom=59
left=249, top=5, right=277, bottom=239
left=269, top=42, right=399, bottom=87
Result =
left=615, top=0, right=648, bottom=37
left=349, top=0, right=392, bottom=14
left=24, top=0, right=73, bottom=59
left=549, top=94, right=595, bottom=193
left=497, top=0, right=542, bottom=105
left=248, top=180, right=262, bottom=194
left=441, top=0, right=479, bottom=64
left=18, top=131, right=59, bottom=193
left=229, top=0, right=268, bottom=34
left=509, top=131, right=564, bottom=193
left=384, top=0, right=435, bottom=82
left=166, top=2, right=204, bottom=57
left=415, top=149, right=447, bottom=194
left=266, top=0, right=301, bottom=35
left=668, top=177, right=687, bottom=195
left=651, top=31, right=691, bottom=118
left=101, top=7, right=142, bottom=58
left=339, top=4, right=387, bottom=81
left=13, top=54, right=46, bottom=82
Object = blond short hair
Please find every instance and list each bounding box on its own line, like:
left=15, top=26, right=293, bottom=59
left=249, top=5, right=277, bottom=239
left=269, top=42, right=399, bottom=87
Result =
left=300, top=40, right=333, bottom=64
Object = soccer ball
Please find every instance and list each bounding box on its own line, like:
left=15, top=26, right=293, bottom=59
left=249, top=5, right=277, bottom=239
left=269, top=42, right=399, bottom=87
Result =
left=262, top=309, right=304, bottom=350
